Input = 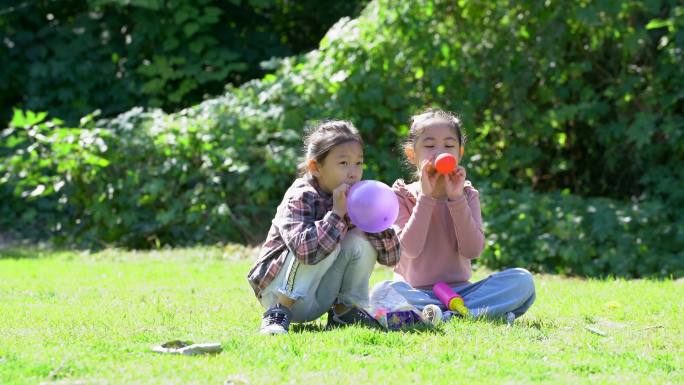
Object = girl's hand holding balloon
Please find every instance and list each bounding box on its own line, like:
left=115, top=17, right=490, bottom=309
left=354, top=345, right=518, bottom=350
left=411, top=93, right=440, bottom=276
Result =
left=420, top=158, right=446, bottom=199
left=332, top=183, right=350, bottom=217
left=445, top=166, right=466, bottom=200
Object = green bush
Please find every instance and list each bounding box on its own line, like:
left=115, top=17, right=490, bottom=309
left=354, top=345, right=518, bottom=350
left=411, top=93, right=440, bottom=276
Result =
left=0, top=107, right=301, bottom=247
left=480, top=187, right=684, bottom=278
left=1, top=0, right=682, bottom=277
left=0, top=0, right=364, bottom=124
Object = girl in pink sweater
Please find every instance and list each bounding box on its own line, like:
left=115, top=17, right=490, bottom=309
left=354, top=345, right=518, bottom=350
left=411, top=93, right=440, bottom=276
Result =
left=374, top=108, right=535, bottom=323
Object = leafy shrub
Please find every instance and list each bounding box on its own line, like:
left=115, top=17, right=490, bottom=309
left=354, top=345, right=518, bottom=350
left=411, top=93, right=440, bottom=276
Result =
left=0, top=110, right=110, bottom=241
left=1, top=107, right=300, bottom=247
left=0, top=0, right=365, bottom=124
left=480, top=187, right=684, bottom=278
left=1, top=0, right=682, bottom=277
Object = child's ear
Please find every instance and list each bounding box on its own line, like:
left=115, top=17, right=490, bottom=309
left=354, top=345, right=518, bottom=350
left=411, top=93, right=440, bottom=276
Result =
left=307, top=159, right=320, bottom=177
left=460, top=146, right=464, bottom=157
left=404, top=145, right=415, bottom=164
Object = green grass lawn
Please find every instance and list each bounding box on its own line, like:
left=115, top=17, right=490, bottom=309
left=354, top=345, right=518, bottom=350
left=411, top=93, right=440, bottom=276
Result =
left=0, top=246, right=681, bottom=385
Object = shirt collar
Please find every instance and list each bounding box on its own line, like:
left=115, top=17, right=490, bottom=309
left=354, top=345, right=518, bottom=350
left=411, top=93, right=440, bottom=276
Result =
left=305, top=174, right=332, bottom=200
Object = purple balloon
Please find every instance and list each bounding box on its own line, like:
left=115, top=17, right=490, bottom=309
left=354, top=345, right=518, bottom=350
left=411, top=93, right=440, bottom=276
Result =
left=347, top=180, right=399, bottom=233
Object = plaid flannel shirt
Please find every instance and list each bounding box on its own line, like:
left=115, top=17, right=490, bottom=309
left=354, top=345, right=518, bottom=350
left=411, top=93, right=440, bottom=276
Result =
left=247, top=176, right=401, bottom=298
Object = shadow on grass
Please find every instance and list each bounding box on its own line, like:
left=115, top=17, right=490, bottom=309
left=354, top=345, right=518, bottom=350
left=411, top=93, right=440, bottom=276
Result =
left=518, top=317, right=557, bottom=331
left=391, top=323, right=447, bottom=335
left=291, top=322, right=327, bottom=333
left=290, top=320, right=446, bottom=335
left=0, top=244, right=71, bottom=260
left=0, top=248, right=40, bottom=260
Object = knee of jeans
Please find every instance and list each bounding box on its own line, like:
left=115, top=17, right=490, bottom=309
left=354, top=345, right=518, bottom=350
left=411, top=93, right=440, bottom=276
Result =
left=339, top=232, right=376, bottom=264
left=511, top=268, right=535, bottom=298
left=346, top=253, right=376, bottom=281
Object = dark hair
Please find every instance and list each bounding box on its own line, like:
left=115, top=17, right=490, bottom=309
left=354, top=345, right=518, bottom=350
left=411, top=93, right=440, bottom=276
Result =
left=401, top=108, right=466, bottom=179
left=406, top=108, right=465, bottom=148
left=297, top=120, right=363, bottom=176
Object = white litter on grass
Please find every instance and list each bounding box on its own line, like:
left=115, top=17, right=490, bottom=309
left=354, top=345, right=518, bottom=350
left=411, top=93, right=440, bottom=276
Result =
left=584, top=325, right=608, bottom=336
left=152, top=340, right=222, bottom=355
left=422, top=304, right=443, bottom=326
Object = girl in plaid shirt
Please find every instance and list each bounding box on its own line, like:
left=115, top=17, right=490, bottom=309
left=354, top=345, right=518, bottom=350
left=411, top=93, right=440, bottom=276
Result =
left=248, top=120, right=400, bottom=334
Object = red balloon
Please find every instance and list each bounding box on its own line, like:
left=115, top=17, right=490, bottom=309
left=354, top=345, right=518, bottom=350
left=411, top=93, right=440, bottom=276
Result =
left=434, top=153, right=457, bottom=174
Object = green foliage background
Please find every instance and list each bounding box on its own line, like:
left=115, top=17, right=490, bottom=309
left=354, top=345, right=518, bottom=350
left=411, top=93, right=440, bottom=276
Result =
left=0, top=0, right=363, bottom=124
left=1, top=0, right=683, bottom=277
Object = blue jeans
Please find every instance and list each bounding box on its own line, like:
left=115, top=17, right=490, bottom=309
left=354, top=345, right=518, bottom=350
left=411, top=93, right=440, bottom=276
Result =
left=259, top=228, right=377, bottom=323
left=373, top=268, right=536, bottom=319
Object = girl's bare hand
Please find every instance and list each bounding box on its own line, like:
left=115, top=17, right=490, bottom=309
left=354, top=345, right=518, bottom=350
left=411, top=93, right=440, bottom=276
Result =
left=332, top=183, right=350, bottom=217
left=420, top=158, right=438, bottom=197
left=446, top=166, right=466, bottom=200
left=421, top=157, right=447, bottom=199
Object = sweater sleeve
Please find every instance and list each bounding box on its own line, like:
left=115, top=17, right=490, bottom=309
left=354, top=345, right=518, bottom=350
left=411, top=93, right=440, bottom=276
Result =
left=392, top=192, right=437, bottom=259
left=446, top=186, right=485, bottom=260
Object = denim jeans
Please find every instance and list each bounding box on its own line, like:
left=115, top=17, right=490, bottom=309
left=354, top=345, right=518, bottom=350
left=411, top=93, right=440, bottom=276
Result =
left=259, top=228, right=377, bottom=323
left=373, top=268, right=536, bottom=319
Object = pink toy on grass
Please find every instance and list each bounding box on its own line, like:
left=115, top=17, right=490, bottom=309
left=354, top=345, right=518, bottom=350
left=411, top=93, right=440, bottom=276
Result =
left=433, top=281, right=469, bottom=316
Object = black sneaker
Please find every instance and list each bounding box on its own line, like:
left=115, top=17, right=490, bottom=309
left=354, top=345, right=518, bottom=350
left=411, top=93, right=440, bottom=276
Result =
left=326, top=306, right=384, bottom=330
left=260, top=304, right=292, bottom=335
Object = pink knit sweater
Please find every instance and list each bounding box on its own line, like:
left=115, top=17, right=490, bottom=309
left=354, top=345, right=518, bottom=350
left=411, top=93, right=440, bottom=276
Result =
left=391, top=179, right=485, bottom=289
